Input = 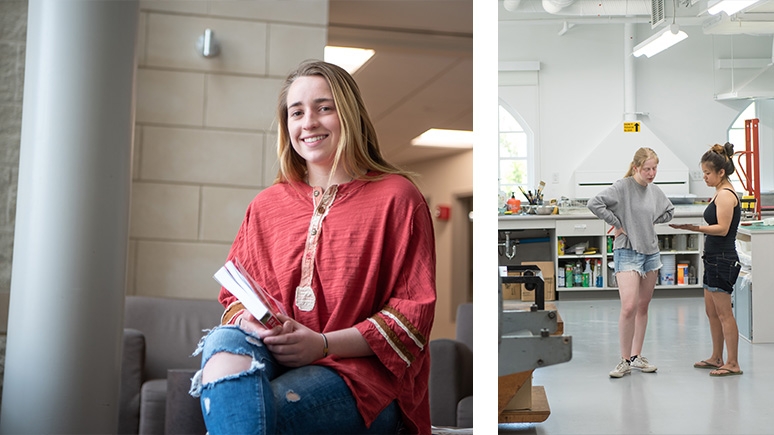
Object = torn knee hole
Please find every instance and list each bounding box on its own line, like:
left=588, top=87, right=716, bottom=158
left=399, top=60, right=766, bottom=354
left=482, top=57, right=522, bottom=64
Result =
left=285, top=390, right=301, bottom=402
left=201, top=352, right=254, bottom=383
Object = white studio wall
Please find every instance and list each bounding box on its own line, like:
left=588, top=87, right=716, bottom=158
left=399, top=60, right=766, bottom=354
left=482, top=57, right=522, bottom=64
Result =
left=499, top=20, right=773, bottom=201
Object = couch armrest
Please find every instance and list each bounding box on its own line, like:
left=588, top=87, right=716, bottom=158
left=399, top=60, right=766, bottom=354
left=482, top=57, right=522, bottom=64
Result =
left=457, top=395, right=473, bottom=429
left=139, top=379, right=167, bottom=435
left=119, top=328, right=145, bottom=434
left=166, top=369, right=206, bottom=435
left=429, top=338, right=473, bottom=428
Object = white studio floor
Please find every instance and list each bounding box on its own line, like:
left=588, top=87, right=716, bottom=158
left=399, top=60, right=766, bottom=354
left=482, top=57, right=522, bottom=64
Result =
left=499, top=296, right=774, bottom=435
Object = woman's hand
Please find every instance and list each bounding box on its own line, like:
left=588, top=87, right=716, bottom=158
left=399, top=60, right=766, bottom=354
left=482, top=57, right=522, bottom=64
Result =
left=670, top=223, right=699, bottom=232
left=235, top=311, right=282, bottom=339
left=261, top=314, right=327, bottom=367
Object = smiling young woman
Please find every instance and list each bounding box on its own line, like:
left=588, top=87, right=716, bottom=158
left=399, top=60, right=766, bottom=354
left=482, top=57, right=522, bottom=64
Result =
left=188, top=60, right=438, bottom=435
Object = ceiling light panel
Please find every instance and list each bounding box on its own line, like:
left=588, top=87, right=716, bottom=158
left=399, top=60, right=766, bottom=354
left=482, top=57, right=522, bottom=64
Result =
left=633, top=24, right=688, bottom=58
left=324, top=46, right=375, bottom=74
left=411, top=128, right=474, bottom=149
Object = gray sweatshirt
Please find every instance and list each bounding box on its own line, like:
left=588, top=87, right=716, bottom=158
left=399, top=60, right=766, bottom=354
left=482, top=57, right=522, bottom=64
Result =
left=587, top=177, right=675, bottom=255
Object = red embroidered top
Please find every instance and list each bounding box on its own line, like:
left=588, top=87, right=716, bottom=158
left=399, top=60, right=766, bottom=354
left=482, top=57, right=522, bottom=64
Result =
left=218, top=173, right=437, bottom=434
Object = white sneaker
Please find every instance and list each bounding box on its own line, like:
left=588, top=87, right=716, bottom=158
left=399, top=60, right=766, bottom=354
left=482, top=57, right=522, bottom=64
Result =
left=609, top=358, right=631, bottom=378
left=630, top=355, right=657, bottom=373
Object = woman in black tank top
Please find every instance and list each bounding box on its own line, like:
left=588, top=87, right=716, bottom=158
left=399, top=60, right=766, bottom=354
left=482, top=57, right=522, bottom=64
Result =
left=670, top=143, right=743, bottom=377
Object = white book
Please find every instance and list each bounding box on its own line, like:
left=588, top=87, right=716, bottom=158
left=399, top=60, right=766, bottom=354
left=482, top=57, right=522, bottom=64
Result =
left=213, top=258, right=284, bottom=329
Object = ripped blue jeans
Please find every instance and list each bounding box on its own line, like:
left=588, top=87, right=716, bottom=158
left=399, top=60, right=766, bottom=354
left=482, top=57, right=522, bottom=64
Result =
left=189, top=325, right=402, bottom=435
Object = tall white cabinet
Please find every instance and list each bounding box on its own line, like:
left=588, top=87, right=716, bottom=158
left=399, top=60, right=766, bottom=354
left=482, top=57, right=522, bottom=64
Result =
left=734, top=226, right=774, bottom=343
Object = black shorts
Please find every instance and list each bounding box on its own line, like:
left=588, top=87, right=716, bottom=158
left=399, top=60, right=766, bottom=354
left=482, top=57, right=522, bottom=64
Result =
left=702, top=252, right=741, bottom=294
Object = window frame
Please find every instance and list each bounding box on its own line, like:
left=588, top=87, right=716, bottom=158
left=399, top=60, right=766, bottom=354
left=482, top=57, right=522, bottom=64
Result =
left=498, top=101, right=535, bottom=198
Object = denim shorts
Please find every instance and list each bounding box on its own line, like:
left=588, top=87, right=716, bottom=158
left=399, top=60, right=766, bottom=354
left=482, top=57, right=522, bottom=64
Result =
left=613, top=248, right=661, bottom=276
left=703, top=252, right=741, bottom=294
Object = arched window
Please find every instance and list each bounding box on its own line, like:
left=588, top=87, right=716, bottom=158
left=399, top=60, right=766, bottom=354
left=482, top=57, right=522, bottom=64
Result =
left=498, top=104, right=534, bottom=199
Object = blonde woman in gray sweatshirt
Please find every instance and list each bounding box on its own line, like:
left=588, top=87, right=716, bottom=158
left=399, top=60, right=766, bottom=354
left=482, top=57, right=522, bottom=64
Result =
left=587, top=147, right=675, bottom=378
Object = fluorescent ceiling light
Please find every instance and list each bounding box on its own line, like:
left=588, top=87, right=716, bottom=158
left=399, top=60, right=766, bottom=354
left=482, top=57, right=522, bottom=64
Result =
left=632, top=24, right=688, bottom=58
left=324, top=46, right=375, bottom=74
left=411, top=129, right=474, bottom=149
left=708, top=0, right=761, bottom=16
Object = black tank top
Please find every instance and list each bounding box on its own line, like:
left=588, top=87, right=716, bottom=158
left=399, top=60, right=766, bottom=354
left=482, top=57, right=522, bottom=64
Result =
left=703, top=188, right=741, bottom=254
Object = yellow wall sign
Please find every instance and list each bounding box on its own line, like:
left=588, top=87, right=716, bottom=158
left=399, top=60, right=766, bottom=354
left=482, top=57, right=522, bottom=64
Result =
left=623, top=122, right=641, bottom=132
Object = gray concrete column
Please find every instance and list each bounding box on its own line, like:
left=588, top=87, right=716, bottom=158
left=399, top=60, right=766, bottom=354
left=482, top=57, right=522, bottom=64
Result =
left=0, top=0, right=138, bottom=433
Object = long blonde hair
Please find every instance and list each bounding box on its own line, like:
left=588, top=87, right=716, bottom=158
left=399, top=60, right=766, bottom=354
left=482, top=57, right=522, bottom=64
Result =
left=274, top=60, right=415, bottom=186
left=624, top=147, right=659, bottom=178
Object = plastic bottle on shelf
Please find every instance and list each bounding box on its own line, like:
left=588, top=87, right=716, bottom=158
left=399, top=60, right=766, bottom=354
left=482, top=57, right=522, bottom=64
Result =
left=595, top=259, right=604, bottom=287
left=557, top=263, right=565, bottom=287
left=573, top=261, right=583, bottom=287
left=507, top=193, right=521, bottom=213
left=558, top=237, right=565, bottom=256
left=583, top=259, right=591, bottom=287
left=565, top=263, right=574, bottom=288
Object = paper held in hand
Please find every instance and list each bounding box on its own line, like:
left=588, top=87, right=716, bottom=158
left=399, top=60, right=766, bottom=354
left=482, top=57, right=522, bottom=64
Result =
left=213, top=258, right=285, bottom=329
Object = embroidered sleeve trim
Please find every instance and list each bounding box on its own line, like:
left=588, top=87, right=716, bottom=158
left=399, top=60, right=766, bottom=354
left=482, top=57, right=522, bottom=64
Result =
left=221, top=301, right=245, bottom=325
left=367, top=316, right=414, bottom=366
left=381, top=306, right=427, bottom=349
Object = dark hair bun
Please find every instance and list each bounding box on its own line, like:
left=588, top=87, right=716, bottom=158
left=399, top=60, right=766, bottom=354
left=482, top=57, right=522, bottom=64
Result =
left=723, top=142, right=734, bottom=157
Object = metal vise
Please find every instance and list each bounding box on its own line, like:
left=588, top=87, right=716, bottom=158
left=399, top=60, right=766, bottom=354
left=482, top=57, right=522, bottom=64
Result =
left=498, top=265, right=572, bottom=376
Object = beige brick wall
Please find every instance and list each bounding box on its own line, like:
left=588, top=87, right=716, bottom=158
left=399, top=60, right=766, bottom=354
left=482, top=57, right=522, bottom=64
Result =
left=0, top=1, right=26, bottom=331
left=131, top=0, right=328, bottom=299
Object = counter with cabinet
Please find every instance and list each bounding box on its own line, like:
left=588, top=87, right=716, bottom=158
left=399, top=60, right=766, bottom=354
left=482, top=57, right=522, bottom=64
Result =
left=498, top=206, right=706, bottom=295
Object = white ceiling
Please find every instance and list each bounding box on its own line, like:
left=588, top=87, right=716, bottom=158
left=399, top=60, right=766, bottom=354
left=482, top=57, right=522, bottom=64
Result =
left=499, top=0, right=774, bottom=33
left=328, top=0, right=473, bottom=166
left=499, top=0, right=774, bottom=99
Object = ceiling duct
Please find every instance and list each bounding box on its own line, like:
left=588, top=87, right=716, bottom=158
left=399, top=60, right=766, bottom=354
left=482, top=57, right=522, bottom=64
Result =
left=650, top=0, right=666, bottom=28
left=542, top=0, right=576, bottom=14
left=716, top=35, right=774, bottom=100
left=539, top=0, right=651, bottom=16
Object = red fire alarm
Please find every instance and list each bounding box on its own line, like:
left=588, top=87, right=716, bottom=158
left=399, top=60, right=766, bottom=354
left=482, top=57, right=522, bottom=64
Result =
left=434, top=205, right=451, bottom=221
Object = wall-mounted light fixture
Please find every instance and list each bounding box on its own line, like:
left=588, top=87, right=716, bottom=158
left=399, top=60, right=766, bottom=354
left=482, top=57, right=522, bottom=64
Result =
left=632, top=23, right=687, bottom=58
left=708, top=0, right=761, bottom=16
left=196, top=29, right=220, bottom=58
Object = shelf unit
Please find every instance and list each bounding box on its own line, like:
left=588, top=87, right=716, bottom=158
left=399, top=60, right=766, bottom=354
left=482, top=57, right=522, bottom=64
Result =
left=555, top=217, right=704, bottom=293
left=556, top=219, right=606, bottom=291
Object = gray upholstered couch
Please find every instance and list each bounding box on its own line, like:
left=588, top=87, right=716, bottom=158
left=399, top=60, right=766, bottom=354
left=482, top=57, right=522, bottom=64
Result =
left=119, top=295, right=222, bottom=434
left=120, top=297, right=474, bottom=433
